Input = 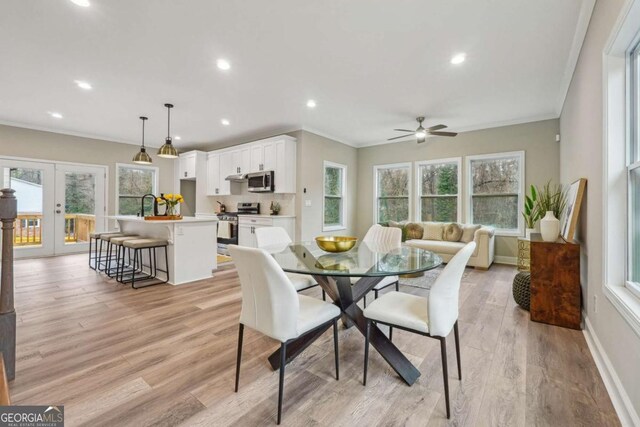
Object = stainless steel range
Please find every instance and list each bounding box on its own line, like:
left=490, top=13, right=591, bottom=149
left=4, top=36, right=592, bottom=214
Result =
left=217, top=202, right=259, bottom=254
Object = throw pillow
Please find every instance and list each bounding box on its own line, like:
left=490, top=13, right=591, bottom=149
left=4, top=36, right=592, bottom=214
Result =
left=405, top=222, right=424, bottom=240
left=443, top=223, right=463, bottom=242
left=460, top=224, right=481, bottom=243
left=422, top=222, right=444, bottom=241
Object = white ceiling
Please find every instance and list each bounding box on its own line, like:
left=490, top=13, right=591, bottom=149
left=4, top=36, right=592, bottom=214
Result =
left=0, top=0, right=593, bottom=148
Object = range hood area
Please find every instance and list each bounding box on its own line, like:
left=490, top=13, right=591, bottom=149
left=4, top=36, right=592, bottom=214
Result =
left=225, top=173, right=246, bottom=182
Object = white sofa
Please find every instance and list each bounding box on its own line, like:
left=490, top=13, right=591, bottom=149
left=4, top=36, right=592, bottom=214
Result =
left=404, top=223, right=495, bottom=269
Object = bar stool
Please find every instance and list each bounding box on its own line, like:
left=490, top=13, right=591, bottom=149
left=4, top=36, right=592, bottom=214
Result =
left=122, top=238, right=170, bottom=289
left=101, top=233, right=138, bottom=277
left=109, top=236, right=142, bottom=282
left=89, top=232, right=103, bottom=270
left=95, top=232, right=126, bottom=272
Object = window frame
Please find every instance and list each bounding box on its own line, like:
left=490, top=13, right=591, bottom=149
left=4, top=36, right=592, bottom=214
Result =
left=465, top=151, right=525, bottom=236
left=115, top=163, right=159, bottom=216
left=414, top=157, right=462, bottom=223
left=322, top=161, right=347, bottom=232
left=373, top=162, right=412, bottom=224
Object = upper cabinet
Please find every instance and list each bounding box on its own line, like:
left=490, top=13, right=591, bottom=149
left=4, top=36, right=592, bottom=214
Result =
left=205, top=135, right=297, bottom=195
left=179, top=152, right=197, bottom=180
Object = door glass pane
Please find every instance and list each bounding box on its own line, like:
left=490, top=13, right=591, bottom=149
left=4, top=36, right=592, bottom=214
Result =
left=3, top=167, right=44, bottom=247
left=64, top=172, right=96, bottom=245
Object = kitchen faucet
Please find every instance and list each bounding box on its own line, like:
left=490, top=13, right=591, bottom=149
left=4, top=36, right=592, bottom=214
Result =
left=140, top=193, right=160, bottom=217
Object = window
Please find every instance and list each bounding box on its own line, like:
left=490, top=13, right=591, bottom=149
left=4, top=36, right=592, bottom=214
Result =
left=374, top=163, right=411, bottom=223
left=415, top=158, right=461, bottom=222
left=628, top=43, right=640, bottom=298
left=466, top=152, right=524, bottom=235
left=323, top=161, right=346, bottom=231
left=116, top=164, right=158, bottom=216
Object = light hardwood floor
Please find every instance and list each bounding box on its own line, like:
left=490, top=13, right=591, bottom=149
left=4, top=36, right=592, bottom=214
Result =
left=8, top=254, right=619, bottom=426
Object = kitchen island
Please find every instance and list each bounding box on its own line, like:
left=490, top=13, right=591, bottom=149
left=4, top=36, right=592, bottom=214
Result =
left=109, top=216, right=217, bottom=285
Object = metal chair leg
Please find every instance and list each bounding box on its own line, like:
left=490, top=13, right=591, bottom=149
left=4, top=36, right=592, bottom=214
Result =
left=454, top=321, right=462, bottom=380
left=131, top=249, right=138, bottom=289
left=440, top=337, right=450, bottom=419
left=363, top=319, right=370, bottom=386
left=389, top=326, right=393, bottom=342
left=374, top=289, right=379, bottom=299
left=395, top=281, right=399, bottom=292
left=277, top=341, right=287, bottom=425
left=363, top=294, right=367, bottom=308
left=234, top=324, right=244, bottom=392
left=322, top=289, right=326, bottom=301
left=333, top=318, right=339, bottom=380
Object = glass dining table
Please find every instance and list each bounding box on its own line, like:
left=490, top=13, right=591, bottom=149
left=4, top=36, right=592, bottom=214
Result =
left=264, top=241, right=443, bottom=386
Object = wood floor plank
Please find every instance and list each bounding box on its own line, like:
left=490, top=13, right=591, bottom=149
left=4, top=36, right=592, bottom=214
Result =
left=6, top=254, right=619, bottom=426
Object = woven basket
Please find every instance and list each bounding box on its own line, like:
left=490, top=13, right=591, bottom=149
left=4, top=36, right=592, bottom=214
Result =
left=512, top=272, right=531, bottom=311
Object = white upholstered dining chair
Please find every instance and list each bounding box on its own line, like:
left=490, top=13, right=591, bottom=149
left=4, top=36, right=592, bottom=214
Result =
left=362, top=241, right=476, bottom=419
left=255, top=226, right=326, bottom=300
left=229, top=244, right=341, bottom=425
left=356, top=224, right=402, bottom=306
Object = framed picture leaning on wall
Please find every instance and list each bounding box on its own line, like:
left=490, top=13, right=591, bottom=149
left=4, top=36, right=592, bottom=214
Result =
left=561, top=178, right=587, bottom=241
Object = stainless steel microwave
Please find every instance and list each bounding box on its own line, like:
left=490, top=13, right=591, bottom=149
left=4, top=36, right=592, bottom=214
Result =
left=247, top=171, right=274, bottom=192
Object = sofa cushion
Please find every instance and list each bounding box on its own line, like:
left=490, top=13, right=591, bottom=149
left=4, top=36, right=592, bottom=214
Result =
left=422, top=222, right=444, bottom=241
left=443, top=223, right=463, bottom=242
left=460, top=224, right=481, bottom=243
left=405, top=239, right=466, bottom=255
left=405, top=222, right=424, bottom=240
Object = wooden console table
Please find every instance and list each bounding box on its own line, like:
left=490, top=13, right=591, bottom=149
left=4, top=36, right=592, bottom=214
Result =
left=529, top=233, right=581, bottom=330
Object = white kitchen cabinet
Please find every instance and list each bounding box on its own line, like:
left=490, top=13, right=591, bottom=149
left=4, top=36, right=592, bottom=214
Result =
left=229, top=146, right=251, bottom=176
left=249, top=141, right=276, bottom=172
left=273, top=138, right=296, bottom=193
left=218, top=151, right=233, bottom=195
left=179, top=152, right=197, bottom=180
left=206, top=153, right=221, bottom=196
left=237, top=216, right=296, bottom=247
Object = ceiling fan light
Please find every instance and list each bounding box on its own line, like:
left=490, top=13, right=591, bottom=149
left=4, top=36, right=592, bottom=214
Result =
left=415, top=131, right=426, bottom=139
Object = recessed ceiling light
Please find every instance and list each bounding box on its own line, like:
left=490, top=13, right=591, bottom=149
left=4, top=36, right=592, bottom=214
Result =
left=306, top=99, right=317, bottom=108
left=216, top=59, right=231, bottom=70
left=451, top=53, right=466, bottom=65
left=70, top=0, right=90, bottom=7
left=74, top=80, right=92, bottom=90
left=174, top=136, right=182, bottom=140
left=221, top=119, right=230, bottom=126
left=48, top=112, right=63, bottom=119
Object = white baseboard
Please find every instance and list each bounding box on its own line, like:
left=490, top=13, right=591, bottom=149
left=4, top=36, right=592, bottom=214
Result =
left=583, top=316, right=640, bottom=427
left=494, top=256, right=517, bottom=265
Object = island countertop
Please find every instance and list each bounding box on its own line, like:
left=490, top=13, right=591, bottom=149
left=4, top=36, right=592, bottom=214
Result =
left=108, top=215, right=218, bottom=223
left=108, top=215, right=217, bottom=285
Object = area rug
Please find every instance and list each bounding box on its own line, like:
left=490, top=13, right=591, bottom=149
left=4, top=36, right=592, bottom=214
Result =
left=399, top=266, right=470, bottom=291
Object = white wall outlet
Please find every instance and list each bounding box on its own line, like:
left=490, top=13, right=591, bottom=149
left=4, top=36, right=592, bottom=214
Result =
left=305, top=200, right=312, bottom=207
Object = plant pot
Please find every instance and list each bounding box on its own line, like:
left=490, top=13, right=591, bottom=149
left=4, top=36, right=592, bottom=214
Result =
left=540, top=211, right=560, bottom=242
left=525, top=228, right=536, bottom=240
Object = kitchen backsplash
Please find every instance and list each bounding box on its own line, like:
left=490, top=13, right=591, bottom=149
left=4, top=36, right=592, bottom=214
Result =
left=208, top=182, right=296, bottom=215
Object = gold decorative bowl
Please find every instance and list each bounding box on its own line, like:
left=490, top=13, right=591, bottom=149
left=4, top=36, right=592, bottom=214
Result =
left=315, top=236, right=357, bottom=253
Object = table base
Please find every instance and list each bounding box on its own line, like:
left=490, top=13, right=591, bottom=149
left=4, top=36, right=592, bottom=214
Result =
left=268, top=275, right=421, bottom=386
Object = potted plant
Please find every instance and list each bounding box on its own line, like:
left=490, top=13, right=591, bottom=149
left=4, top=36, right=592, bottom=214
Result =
left=270, top=201, right=281, bottom=216
left=522, top=184, right=540, bottom=239
left=156, top=193, right=184, bottom=218
left=534, top=181, right=566, bottom=242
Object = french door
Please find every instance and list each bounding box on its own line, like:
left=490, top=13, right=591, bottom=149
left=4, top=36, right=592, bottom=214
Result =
left=0, top=158, right=106, bottom=258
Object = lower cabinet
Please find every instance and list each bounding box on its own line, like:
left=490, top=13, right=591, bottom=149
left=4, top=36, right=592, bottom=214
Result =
left=237, top=216, right=295, bottom=247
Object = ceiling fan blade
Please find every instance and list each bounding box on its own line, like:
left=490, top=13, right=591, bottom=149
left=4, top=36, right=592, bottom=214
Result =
left=387, top=134, right=413, bottom=141
left=426, top=124, right=447, bottom=131
left=393, top=129, right=415, bottom=133
left=429, top=131, right=458, bottom=137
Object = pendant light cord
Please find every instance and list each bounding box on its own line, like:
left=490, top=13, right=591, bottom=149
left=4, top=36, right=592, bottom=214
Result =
left=142, top=118, right=145, bottom=148
left=167, top=105, right=171, bottom=139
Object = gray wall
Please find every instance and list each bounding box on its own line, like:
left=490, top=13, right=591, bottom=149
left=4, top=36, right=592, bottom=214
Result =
left=0, top=124, right=176, bottom=218
left=560, top=0, right=640, bottom=419
left=292, top=130, right=359, bottom=242
left=356, top=119, right=560, bottom=259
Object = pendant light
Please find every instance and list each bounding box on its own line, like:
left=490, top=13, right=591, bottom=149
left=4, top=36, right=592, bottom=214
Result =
left=132, top=116, right=152, bottom=164
left=157, top=103, right=178, bottom=158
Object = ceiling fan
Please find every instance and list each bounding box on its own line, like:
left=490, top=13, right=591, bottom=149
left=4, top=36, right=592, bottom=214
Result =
left=388, top=116, right=457, bottom=143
